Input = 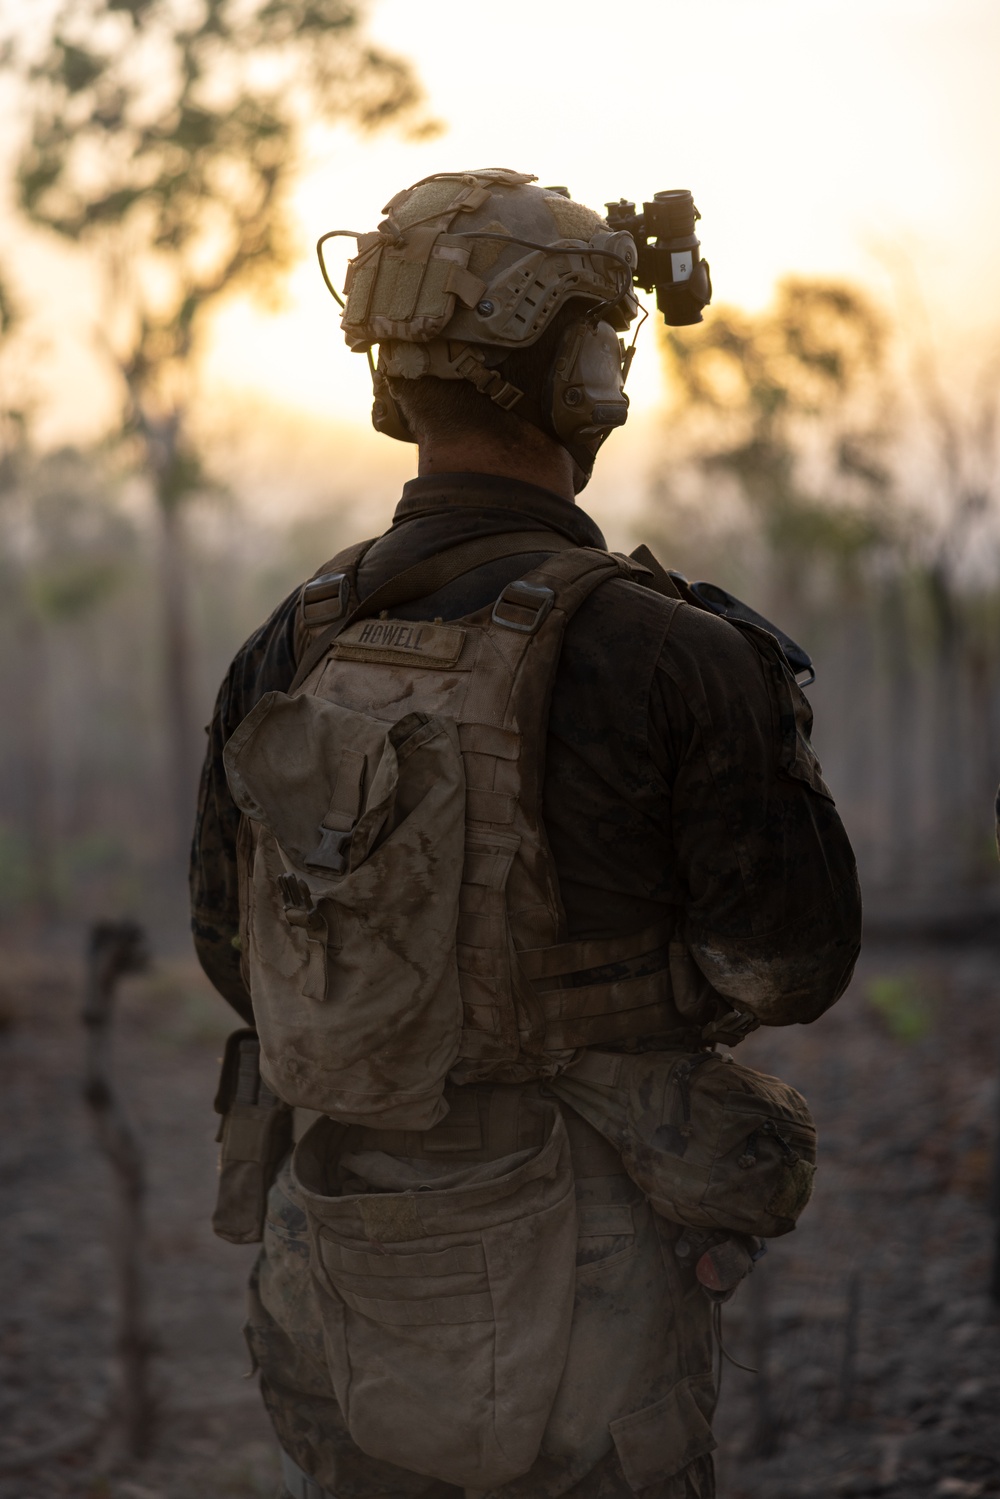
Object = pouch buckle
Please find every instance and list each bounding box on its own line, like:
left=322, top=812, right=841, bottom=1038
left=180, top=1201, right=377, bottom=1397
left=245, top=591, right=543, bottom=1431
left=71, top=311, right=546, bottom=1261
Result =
left=701, top=1006, right=760, bottom=1046
left=492, top=581, right=555, bottom=634
left=277, top=872, right=326, bottom=931
left=305, top=826, right=351, bottom=874
left=302, top=571, right=350, bottom=626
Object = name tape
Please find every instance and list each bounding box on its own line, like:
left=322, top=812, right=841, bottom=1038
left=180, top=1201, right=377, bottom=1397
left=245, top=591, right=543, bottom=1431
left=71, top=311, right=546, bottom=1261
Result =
left=333, top=619, right=466, bottom=668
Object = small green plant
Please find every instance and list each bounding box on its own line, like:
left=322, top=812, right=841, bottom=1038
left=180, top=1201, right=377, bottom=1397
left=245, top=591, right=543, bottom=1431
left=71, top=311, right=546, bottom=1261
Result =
left=865, top=974, right=933, bottom=1042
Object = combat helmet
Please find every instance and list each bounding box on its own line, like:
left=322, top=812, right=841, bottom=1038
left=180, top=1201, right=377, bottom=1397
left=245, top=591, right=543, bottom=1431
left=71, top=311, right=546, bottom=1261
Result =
left=318, top=169, right=642, bottom=476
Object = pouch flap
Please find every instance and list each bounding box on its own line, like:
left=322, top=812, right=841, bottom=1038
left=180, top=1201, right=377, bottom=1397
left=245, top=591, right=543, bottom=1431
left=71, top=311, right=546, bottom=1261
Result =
left=223, top=693, right=431, bottom=876
left=224, top=692, right=392, bottom=856
left=609, top=1373, right=717, bottom=1491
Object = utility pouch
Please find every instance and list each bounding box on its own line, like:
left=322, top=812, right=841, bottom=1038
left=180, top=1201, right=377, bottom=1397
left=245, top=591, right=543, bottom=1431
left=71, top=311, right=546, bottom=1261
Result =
left=291, top=1091, right=577, bottom=1489
left=551, top=1048, right=816, bottom=1239
left=225, top=694, right=465, bottom=1129
left=212, top=1028, right=293, bottom=1245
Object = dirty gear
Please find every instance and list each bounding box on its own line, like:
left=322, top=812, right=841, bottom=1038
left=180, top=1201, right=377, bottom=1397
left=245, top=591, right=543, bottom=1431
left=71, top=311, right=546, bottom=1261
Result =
left=248, top=1097, right=718, bottom=1499
left=291, top=1091, right=578, bottom=1489
left=192, top=477, right=861, bottom=1037
left=552, top=1048, right=817, bottom=1238
left=321, top=170, right=639, bottom=470
left=225, top=538, right=707, bottom=1127
left=212, top=1028, right=292, bottom=1243
left=225, top=696, right=466, bottom=1128
left=191, top=472, right=862, bottom=1498
left=338, top=169, right=636, bottom=352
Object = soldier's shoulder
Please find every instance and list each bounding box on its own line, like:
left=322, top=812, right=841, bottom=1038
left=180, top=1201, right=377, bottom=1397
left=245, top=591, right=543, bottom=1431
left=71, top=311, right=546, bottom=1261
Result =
left=586, top=571, right=753, bottom=650
left=579, top=571, right=769, bottom=697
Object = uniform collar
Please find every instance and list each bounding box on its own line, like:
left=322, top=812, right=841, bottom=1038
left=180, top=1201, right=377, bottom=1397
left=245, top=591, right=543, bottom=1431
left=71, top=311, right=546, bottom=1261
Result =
left=393, top=473, right=607, bottom=549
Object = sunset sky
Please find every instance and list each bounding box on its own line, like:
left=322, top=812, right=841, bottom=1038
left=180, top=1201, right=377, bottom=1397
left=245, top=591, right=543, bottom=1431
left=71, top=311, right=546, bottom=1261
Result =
left=11, top=0, right=1000, bottom=535
left=207, top=0, right=1000, bottom=411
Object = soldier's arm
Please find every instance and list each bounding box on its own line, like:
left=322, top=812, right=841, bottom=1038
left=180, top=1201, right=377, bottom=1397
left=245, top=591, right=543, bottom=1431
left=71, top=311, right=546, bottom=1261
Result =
left=189, top=589, right=301, bottom=1020
left=651, top=603, right=861, bottom=1026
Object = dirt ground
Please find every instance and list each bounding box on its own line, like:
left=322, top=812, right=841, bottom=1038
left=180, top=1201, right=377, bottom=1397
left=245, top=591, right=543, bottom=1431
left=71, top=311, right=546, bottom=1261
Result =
left=1, top=930, right=998, bottom=1499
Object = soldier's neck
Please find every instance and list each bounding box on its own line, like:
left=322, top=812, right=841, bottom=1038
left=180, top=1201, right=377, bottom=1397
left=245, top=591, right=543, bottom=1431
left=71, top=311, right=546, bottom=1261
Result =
left=416, top=431, right=578, bottom=503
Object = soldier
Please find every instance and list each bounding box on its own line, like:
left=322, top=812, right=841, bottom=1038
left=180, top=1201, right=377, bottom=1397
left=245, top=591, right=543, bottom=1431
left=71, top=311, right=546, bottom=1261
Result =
left=191, top=170, right=862, bottom=1499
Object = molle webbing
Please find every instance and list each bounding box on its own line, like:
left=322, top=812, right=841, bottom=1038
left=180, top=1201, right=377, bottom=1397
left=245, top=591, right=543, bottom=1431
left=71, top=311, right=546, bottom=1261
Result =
left=311, top=1082, right=625, bottom=1179
left=520, top=924, right=695, bottom=1051
left=292, top=540, right=683, bottom=1077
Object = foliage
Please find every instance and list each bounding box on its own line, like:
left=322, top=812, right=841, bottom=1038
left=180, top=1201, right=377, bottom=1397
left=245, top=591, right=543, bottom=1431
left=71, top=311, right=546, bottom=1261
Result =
left=0, top=446, right=135, bottom=624
left=11, top=0, right=432, bottom=460
left=658, top=278, right=897, bottom=566
left=865, top=974, right=933, bottom=1043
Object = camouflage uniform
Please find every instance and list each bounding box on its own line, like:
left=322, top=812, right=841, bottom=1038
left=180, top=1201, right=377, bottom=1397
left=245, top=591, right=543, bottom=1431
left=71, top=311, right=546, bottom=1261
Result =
left=191, top=473, right=861, bottom=1498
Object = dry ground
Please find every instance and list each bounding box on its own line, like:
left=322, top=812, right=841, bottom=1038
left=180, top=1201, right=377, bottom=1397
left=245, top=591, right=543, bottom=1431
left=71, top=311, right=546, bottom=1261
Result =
left=0, top=932, right=998, bottom=1499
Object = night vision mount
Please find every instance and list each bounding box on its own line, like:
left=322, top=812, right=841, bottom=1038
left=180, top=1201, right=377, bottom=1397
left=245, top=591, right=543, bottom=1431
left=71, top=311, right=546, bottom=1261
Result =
left=605, top=190, right=712, bottom=327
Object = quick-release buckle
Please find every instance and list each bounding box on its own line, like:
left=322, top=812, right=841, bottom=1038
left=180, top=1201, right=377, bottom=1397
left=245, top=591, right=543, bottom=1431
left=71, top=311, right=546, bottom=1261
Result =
left=302, top=571, right=350, bottom=626
left=277, top=872, right=326, bottom=932
left=491, top=581, right=555, bottom=634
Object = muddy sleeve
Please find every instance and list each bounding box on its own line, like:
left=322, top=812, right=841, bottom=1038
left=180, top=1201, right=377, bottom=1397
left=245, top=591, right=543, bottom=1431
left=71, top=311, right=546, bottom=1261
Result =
left=189, top=590, right=300, bottom=1021
left=650, top=604, right=861, bottom=1026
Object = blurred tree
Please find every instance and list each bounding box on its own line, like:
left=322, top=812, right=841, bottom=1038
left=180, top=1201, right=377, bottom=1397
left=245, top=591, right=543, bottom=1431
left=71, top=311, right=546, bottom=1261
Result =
left=0, top=444, right=134, bottom=919
left=658, top=278, right=895, bottom=572
left=905, top=338, right=1000, bottom=873
left=647, top=279, right=915, bottom=882
left=0, top=270, right=52, bottom=917
left=9, top=0, right=433, bottom=857
left=649, top=276, right=1000, bottom=891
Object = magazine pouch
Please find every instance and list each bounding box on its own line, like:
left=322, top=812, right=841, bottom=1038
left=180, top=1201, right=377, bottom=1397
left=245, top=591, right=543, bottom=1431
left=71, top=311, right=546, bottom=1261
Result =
left=552, top=1049, right=816, bottom=1238
left=212, top=1029, right=293, bottom=1245
left=291, top=1091, right=577, bottom=1488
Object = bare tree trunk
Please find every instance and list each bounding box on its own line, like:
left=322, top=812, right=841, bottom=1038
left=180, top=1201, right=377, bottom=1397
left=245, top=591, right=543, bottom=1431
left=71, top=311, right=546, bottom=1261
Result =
left=879, top=574, right=918, bottom=886
left=966, top=638, right=1000, bottom=872
left=138, top=402, right=201, bottom=869
left=82, top=920, right=155, bottom=1459
left=158, top=491, right=199, bottom=863
left=926, top=566, right=967, bottom=886
left=990, top=1058, right=1000, bottom=1305
left=746, top=1269, right=780, bottom=1458
left=17, top=605, right=59, bottom=919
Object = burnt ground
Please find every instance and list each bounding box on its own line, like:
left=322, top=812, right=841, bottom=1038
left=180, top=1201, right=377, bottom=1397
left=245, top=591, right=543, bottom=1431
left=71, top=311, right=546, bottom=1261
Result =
left=0, top=933, right=998, bottom=1499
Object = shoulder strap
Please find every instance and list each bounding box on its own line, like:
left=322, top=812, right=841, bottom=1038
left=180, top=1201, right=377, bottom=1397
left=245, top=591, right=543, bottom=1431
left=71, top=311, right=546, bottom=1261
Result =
left=293, top=538, right=376, bottom=667
left=346, top=530, right=577, bottom=626
left=291, top=529, right=577, bottom=694
left=499, top=548, right=641, bottom=841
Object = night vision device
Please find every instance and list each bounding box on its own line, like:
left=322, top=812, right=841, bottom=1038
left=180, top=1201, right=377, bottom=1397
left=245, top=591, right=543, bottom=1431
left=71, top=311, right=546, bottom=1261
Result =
left=604, top=189, right=712, bottom=327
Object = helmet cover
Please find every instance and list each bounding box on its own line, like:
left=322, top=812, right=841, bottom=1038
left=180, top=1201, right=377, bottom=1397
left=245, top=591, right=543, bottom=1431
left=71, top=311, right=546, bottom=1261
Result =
left=339, top=169, right=639, bottom=353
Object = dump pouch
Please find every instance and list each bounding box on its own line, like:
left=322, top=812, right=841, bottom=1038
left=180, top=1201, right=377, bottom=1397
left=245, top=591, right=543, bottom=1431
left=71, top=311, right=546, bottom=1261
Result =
left=291, top=1091, right=577, bottom=1489
left=212, top=1029, right=293, bottom=1245
left=551, top=1048, right=816, bottom=1238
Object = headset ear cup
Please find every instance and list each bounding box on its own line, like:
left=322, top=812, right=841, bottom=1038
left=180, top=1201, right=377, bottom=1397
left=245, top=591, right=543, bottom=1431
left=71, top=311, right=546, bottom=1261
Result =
left=372, top=368, right=417, bottom=444
left=548, top=319, right=629, bottom=450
